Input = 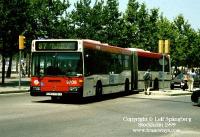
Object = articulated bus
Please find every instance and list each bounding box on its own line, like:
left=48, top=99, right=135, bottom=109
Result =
left=30, top=39, right=171, bottom=99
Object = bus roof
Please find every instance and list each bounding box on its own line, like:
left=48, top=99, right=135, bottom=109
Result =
left=83, top=39, right=132, bottom=55
left=128, top=48, right=162, bottom=59
left=32, top=39, right=164, bottom=58
left=32, top=39, right=132, bottom=55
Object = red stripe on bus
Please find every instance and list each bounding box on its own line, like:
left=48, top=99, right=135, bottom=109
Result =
left=137, top=51, right=162, bottom=59
left=83, top=40, right=132, bottom=55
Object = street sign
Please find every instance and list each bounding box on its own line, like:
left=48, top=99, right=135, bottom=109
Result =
left=159, top=58, right=168, bottom=66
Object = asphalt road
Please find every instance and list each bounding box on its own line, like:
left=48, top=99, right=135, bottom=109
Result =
left=0, top=93, right=199, bottom=137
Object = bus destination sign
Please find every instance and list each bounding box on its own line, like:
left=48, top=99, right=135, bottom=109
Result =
left=35, top=41, right=78, bottom=51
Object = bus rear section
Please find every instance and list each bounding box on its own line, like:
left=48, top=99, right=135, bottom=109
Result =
left=128, top=48, right=171, bottom=91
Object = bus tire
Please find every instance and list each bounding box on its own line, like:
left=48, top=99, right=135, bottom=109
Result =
left=96, top=81, right=102, bottom=97
left=191, top=90, right=200, bottom=104
left=125, top=79, right=130, bottom=93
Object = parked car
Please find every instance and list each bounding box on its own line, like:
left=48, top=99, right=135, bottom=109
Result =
left=194, top=74, right=200, bottom=88
left=170, top=73, right=188, bottom=90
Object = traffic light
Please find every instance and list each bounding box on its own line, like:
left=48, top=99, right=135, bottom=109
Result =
left=158, top=39, right=170, bottom=54
left=164, top=40, right=170, bottom=54
left=158, top=40, right=164, bottom=54
left=19, top=35, right=25, bottom=50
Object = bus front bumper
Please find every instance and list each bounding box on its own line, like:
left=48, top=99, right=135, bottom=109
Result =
left=30, top=87, right=83, bottom=97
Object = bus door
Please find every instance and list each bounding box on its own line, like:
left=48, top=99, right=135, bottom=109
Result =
left=83, top=76, right=96, bottom=97
left=132, top=52, right=138, bottom=90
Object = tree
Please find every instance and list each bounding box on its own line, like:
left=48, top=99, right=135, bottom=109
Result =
left=136, top=3, right=150, bottom=50
left=26, top=0, right=70, bottom=39
left=123, top=1, right=159, bottom=51
left=0, top=0, right=30, bottom=82
left=147, top=8, right=159, bottom=52
left=102, top=0, right=122, bottom=46
left=123, top=0, right=140, bottom=47
left=195, top=31, right=200, bottom=67
left=173, top=14, right=195, bottom=67
left=70, top=0, right=93, bottom=39
left=70, top=0, right=123, bottom=46
left=90, top=0, right=108, bottom=41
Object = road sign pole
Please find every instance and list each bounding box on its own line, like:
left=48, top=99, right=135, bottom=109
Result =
left=162, top=54, right=165, bottom=91
left=18, top=35, right=25, bottom=89
left=19, top=50, right=22, bottom=89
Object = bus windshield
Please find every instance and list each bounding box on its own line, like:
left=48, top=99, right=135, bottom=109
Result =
left=32, top=52, right=83, bottom=77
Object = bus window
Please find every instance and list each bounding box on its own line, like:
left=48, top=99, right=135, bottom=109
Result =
left=138, top=56, right=170, bottom=72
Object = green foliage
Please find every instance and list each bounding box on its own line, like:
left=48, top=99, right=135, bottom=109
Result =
left=0, top=0, right=30, bottom=53
left=172, top=14, right=200, bottom=67
left=123, top=0, right=140, bottom=47
left=26, top=0, right=70, bottom=39
left=124, top=1, right=160, bottom=51
left=102, top=0, right=122, bottom=45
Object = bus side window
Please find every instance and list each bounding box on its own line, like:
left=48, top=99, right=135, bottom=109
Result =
left=84, top=53, right=92, bottom=76
left=110, top=55, right=115, bottom=73
left=124, top=55, right=130, bottom=70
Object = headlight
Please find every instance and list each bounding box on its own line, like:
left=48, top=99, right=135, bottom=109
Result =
left=33, top=80, right=40, bottom=86
left=181, top=82, right=184, bottom=86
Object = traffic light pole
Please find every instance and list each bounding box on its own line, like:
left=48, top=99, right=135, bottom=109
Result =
left=18, top=35, right=25, bottom=89
left=162, top=54, right=165, bottom=91
left=159, top=39, right=170, bottom=92
left=19, top=50, right=22, bottom=89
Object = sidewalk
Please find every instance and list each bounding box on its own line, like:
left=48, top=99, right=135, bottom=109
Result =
left=0, top=74, right=30, bottom=94
left=140, top=89, right=193, bottom=96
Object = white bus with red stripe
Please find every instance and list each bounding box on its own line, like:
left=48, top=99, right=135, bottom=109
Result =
left=30, top=39, right=134, bottom=99
left=30, top=39, right=171, bottom=99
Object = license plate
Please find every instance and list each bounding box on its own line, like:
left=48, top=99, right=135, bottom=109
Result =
left=46, top=92, right=62, bottom=96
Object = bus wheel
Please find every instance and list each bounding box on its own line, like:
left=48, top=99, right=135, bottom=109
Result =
left=125, top=79, right=129, bottom=93
left=191, top=90, right=200, bottom=104
left=96, top=81, right=102, bottom=97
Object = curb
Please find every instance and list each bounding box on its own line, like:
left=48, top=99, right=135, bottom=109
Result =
left=139, top=90, right=192, bottom=96
left=166, top=93, right=192, bottom=96
left=0, top=87, right=29, bottom=95
left=152, top=92, right=192, bottom=96
left=0, top=90, right=29, bottom=94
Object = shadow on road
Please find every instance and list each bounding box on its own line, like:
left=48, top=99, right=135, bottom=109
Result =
left=32, top=91, right=138, bottom=105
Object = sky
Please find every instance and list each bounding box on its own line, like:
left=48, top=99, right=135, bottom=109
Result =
left=70, top=0, right=200, bottom=30
left=118, top=0, right=200, bottom=30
